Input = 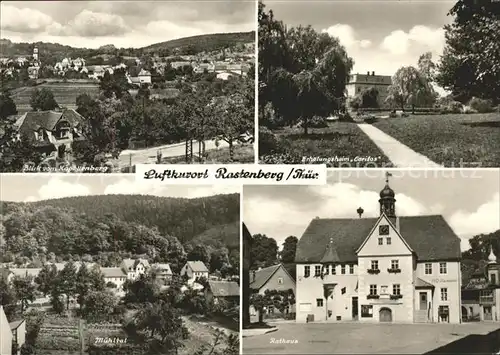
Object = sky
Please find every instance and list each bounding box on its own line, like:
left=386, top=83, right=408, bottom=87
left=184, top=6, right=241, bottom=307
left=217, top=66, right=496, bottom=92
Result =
left=0, top=0, right=256, bottom=48
left=264, top=0, right=454, bottom=77
left=244, top=170, right=500, bottom=252
left=0, top=174, right=240, bottom=201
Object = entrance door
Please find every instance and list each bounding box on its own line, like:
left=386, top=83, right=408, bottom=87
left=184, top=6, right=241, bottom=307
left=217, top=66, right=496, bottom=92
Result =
left=419, top=292, right=427, bottom=310
left=352, top=297, right=358, bottom=320
left=484, top=306, right=493, bottom=320
left=379, top=308, right=392, bottom=322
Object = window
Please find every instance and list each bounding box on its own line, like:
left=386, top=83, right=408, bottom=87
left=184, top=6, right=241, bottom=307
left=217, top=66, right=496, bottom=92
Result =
left=315, top=265, right=321, bottom=277
left=378, top=237, right=383, bottom=245
left=361, top=305, right=373, bottom=318
left=331, top=265, right=336, bottom=275
left=341, top=287, right=346, bottom=294
left=491, top=273, right=497, bottom=285
left=379, top=225, right=389, bottom=235
left=393, top=284, right=401, bottom=295
left=441, top=288, right=448, bottom=301
left=316, top=298, right=324, bottom=307
left=304, top=266, right=310, bottom=277
left=324, top=265, right=329, bottom=275
left=439, top=263, right=447, bottom=274
left=278, top=277, right=284, bottom=284
left=341, top=265, right=346, bottom=274
left=349, top=265, right=354, bottom=274
left=386, top=237, right=392, bottom=245
left=369, top=284, right=377, bottom=295
left=425, top=263, right=432, bottom=275
left=371, top=260, right=379, bottom=270
left=391, top=260, right=399, bottom=269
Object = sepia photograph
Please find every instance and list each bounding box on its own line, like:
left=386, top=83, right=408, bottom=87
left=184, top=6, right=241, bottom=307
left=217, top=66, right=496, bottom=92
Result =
left=0, top=175, right=240, bottom=354
left=0, top=0, right=256, bottom=173
left=258, top=0, right=500, bottom=168
left=242, top=169, right=500, bottom=354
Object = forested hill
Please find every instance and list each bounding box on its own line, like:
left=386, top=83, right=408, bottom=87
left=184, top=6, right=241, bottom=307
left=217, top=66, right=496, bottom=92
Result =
left=1, top=193, right=239, bottom=243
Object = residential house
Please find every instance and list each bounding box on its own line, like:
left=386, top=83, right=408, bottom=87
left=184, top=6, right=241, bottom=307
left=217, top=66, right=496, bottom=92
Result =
left=250, top=264, right=296, bottom=319
left=27, top=66, right=39, bottom=79
left=474, top=248, right=500, bottom=321
left=216, top=72, right=234, bottom=81
left=6, top=268, right=42, bottom=283
left=15, top=109, right=84, bottom=157
left=120, top=258, right=150, bottom=280
left=137, top=68, right=152, bottom=84
left=180, top=261, right=209, bottom=284
left=194, top=63, right=215, bottom=74
left=345, top=71, right=392, bottom=107
left=1, top=306, right=26, bottom=355
left=205, top=280, right=240, bottom=307
left=170, top=61, right=192, bottom=69
left=101, top=267, right=127, bottom=290
left=461, top=264, right=487, bottom=321
left=295, top=177, right=462, bottom=324
left=153, top=263, right=173, bottom=284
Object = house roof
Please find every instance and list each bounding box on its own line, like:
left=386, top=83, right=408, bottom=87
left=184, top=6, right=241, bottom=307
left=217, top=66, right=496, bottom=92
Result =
left=154, top=263, right=172, bottom=274
left=9, top=319, right=25, bottom=330
left=138, top=69, right=151, bottom=76
left=101, top=267, right=126, bottom=278
left=415, top=277, right=435, bottom=288
left=249, top=263, right=298, bottom=291
left=208, top=280, right=239, bottom=297
left=16, top=109, right=83, bottom=136
left=187, top=261, right=209, bottom=273
left=295, top=215, right=461, bottom=263
left=9, top=268, right=42, bottom=278
left=320, top=238, right=340, bottom=263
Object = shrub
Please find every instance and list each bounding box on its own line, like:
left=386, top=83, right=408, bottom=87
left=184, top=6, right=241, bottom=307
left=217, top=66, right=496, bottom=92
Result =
left=468, top=97, right=494, bottom=113
left=258, top=126, right=279, bottom=154
left=338, top=112, right=354, bottom=122
left=446, top=101, right=463, bottom=114
left=462, top=105, right=478, bottom=114
left=302, top=116, right=328, bottom=128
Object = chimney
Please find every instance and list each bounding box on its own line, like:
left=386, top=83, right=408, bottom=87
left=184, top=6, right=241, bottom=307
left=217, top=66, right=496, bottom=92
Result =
left=395, top=217, right=400, bottom=231
left=357, top=207, right=364, bottom=218
left=372, top=71, right=375, bottom=76
left=366, top=71, right=369, bottom=76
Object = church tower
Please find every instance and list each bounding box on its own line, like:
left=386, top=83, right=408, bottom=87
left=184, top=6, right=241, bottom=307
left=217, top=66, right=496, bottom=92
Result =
left=33, top=46, right=39, bottom=61
left=379, top=172, right=396, bottom=218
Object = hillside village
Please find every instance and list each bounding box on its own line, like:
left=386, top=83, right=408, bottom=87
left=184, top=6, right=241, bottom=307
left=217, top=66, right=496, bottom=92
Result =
left=0, top=193, right=240, bottom=355
left=0, top=32, right=255, bottom=172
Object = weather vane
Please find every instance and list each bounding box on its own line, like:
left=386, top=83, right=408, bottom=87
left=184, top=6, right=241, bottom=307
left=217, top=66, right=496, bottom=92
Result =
left=385, top=171, right=392, bottom=184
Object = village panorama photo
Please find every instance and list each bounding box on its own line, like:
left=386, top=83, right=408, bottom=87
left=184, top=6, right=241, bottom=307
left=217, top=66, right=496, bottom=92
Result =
left=0, top=174, right=241, bottom=355
left=258, top=0, right=500, bottom=168
left=242, top=169, right=500, bottom=354
left=0, top=0, right=256, bottom=173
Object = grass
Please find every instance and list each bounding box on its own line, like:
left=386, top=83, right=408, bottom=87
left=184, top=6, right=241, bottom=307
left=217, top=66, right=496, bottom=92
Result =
left=162, top=144, right=254, bottom=164
left=372, top=113, right=500, bottom=167
left=12, top=82, right=100, bottom=111
left=261, top=122, right=392, bottom=168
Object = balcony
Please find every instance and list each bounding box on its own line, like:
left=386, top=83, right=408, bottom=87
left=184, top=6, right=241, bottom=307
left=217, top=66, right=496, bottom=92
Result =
left=367, top=268, right=380, bottom=274
left=387, top=268, right=401, bottom=274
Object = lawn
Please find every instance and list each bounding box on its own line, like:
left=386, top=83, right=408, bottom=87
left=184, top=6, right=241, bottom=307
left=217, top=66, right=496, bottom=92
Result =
left=260, top=122, right=392, bottom=168
left=372, top=113, right=500, bottom=167
left=242, top=322, right=500, bottom=354
left=12, top=82, right=100, bottom=111
left=162, top=144, right=254, bottom=164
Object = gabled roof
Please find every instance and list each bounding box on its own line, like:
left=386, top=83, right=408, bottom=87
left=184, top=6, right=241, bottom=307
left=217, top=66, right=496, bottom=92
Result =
left=295, top=215, right=461, bottom=263
left=154, top=263, right=172, bottom=275
left=16, top=109, right=83, bottom=136
left=9, top=319, right=25, bottom=330
left=138, top=69, right=151, bottom=76
left=101, top=267, right=126, bottom=278
left=187, top=261, right=209, bottom=273
left=250, top=263, right=295, bottom=291
left=208, top=280, right=239, bottom=297
left=415, top=278, right=434, bottom=289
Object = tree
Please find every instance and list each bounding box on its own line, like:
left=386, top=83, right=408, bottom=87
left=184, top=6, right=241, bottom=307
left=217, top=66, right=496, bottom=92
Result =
left=56, top=261, right=78, bottom=310
left=187, top=245, right=210, bottom=264
left=124, top=275, right=159, bottom=305
left=30, top=88, right=58, bottom=111
left=385, top=66, right=436, bottom=113
left=280, top=236, right=298, bottom=263
left=0, top=91, right=17, bottom=119
left=0, top=276, right=18, bottom=319
left=81, top=290, right=117, bottom=322
left=359, top=87, right=379, bottom=109
left=76, top=264, right=105, bottom=309
left=250, top=234, right=278, bottom=268
left=35, top=264, right=57, bottom=297
left=436, top=0, right=500, bottom=103
left=12, top=275, right=36, bottom=313
left=417, top=52, right=436, bottom=82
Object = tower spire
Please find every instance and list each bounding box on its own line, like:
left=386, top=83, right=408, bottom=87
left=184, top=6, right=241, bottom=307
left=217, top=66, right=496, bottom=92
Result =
left=488, top=244, right=497, bottom=264
left=379, top=172, right=396, bottom=218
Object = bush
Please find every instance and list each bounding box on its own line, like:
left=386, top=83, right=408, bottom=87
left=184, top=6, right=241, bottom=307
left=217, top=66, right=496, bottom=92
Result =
left=258, top=126, right=279, bottom=154
left=338, top=112, right=354, bottom=122
left=462, top=105, right=478, bottom=114
left=468, top=97, right=494, bottom=113
left=446, top=101, right=463, bottom=114
left=302, top=116, right=328, bottom=128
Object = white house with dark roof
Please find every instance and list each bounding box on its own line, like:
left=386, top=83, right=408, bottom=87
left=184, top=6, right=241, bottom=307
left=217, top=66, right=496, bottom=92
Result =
left=101, top=267, right=127, bottom=290
left=1, top=305, right=25, bottom=355
left=137, top=69, right=152, bottom=84
left=153, top=263, right=173, bottom=284
left=180, top=261, right=209, bottom=284
left=120, top=258, right=150, bottom=280
left=295, top=176, right=462, bottom=324
left=205, top=280, right=240, bottom=306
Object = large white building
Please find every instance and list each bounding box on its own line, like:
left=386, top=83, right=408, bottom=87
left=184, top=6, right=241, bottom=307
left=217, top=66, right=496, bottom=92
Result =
left=346, top=71, right=392, bottom=107
left=295, top=177, right=462, bottom=324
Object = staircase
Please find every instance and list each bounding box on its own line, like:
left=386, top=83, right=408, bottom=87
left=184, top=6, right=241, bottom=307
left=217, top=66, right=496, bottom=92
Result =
left=414, top=309, right=431, bottom=323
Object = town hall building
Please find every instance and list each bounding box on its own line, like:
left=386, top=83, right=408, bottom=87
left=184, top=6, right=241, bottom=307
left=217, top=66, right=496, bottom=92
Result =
left=295, top=175, right=462, bottom=324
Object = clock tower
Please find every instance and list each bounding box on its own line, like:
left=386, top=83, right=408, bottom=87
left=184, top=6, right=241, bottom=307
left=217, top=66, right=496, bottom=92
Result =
left=379, top=172, right=396, bottom=218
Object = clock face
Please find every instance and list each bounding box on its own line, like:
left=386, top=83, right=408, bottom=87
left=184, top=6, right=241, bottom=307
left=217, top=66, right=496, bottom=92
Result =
left=379, top=225, right=389, bottom=235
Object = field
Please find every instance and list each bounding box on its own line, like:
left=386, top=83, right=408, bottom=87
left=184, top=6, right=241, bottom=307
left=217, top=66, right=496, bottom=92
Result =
left=260, top=122, right=392, bottom=167
left=372, top=113, right=500, bottom=167
left=12, top=82, right=100, bottom=112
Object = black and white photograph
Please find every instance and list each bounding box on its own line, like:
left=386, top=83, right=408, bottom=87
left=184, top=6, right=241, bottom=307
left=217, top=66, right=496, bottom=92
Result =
left=0, top=0, right=256, bottom=173
left=0, top=175, right=240, bottom=354
left=258, top=0, right=500, bottom=167
left=242, top=169, right=500, bottom=354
